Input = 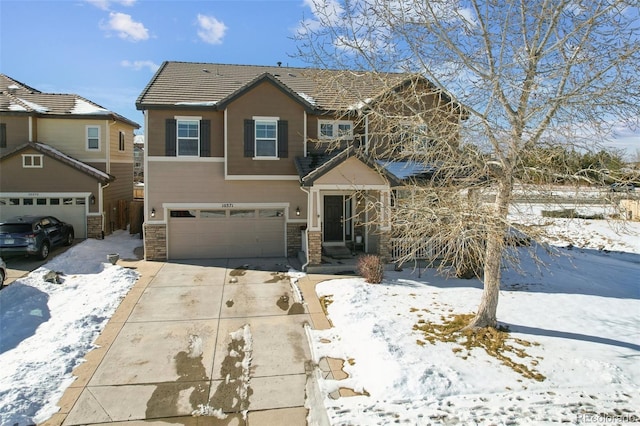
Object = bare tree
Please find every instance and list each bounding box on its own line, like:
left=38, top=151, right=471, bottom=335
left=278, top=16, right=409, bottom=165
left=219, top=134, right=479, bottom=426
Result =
left=297, top=0, right=640, bottom=328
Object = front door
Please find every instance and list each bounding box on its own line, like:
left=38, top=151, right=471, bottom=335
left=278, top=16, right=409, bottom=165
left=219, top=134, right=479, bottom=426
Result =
left=324, top=195, right=344, bottom=242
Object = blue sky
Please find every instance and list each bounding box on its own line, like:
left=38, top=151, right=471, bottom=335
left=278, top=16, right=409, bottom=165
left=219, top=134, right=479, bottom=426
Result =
left=0, top=0, right=313, bottom=128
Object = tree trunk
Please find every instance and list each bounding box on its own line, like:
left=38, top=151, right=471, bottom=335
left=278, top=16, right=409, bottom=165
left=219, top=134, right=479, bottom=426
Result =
left=467, top=233, right=502, bottom=328
left=467, top=179, right=512, bottom=329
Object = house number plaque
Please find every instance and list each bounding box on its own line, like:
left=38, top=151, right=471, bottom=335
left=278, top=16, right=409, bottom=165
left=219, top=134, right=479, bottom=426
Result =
left=221, top=203, right=234, bottom=208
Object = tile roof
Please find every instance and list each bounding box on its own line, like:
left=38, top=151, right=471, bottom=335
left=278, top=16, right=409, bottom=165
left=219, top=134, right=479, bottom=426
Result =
left=0, top=74, right=139, bottom=128
left=136, top=61, right=416, bottom=112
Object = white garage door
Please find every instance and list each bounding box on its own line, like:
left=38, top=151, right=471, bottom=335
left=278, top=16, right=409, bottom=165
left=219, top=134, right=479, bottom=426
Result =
left=0, top=195, right=87, bottom=238
left=168, top=208, right=286, bottom=259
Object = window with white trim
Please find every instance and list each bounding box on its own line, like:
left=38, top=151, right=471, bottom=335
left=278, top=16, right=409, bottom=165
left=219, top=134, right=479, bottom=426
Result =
left=318, top=120, right=353, bottom=140
left=177, top=119, right=200, bottom=156
left=399, top=122, right=431, bottom=154
left=86, top=126, right=100, bottom=150
left=118, top=131, right=125, bottom=151
left=22, top=154, right=43, bottom=168
left=255, top=119, right=277, bottom=157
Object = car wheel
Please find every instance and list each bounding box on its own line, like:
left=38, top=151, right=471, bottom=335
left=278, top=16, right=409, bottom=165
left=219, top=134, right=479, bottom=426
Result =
left=39, top=242, right=50, bottom=260
left=65, top=231, right=74, bottom=246
left=0, top=270, right=5, bottom=285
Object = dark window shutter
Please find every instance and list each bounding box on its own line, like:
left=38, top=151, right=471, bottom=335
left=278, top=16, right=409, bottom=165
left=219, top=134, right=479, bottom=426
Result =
left=200, top=119, right=211, bottom=157
left=278, top=120, right=288, bottom=158
left=244, top=119, right=255, bottom=157
left=0, top=123, right=6, bottom=148
left=165, top=119, right=176, bottom=156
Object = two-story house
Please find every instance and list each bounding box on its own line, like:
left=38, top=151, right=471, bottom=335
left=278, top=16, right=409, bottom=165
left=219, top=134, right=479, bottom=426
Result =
left=0, top=74, right=140, bottom=238
left=136, top=61, right=462, bottom=266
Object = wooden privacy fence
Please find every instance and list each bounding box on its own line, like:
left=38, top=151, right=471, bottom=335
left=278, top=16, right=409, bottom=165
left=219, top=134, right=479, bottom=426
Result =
left=129, top=200, right=144, bottom=235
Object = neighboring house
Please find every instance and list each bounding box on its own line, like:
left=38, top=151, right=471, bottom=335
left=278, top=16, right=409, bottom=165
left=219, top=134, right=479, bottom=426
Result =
left=136, top=61, right=462, bottom=265
left=133, top=134, right=144, bottom=183
left=0, top=74, right=140, bottom=239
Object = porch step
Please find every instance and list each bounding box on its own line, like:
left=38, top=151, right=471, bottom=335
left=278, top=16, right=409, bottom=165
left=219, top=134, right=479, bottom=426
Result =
left=323, top=245, right=353, bottom=259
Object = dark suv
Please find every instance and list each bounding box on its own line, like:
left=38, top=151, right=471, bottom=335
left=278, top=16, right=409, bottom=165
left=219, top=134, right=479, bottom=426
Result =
left=0, top=216, right=74, bottom=260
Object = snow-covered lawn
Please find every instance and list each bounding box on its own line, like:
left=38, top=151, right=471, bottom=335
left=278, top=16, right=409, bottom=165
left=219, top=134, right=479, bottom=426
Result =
left=307, top=218, right=640, bottom=425
left=0, top=231, right=141, bottom=426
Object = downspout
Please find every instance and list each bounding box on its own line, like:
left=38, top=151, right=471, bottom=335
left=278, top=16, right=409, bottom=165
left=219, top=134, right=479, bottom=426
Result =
left=99, top=182, right=110, bottom=239
left=300, top=185, right=311, bottom=271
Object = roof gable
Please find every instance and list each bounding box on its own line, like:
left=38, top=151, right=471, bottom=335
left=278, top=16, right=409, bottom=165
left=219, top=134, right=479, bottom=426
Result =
left=216, top=73, right=315, bottom=111
left=0, top=142, right=114, bottom=184
left=296, top=147, right=402, bottom=187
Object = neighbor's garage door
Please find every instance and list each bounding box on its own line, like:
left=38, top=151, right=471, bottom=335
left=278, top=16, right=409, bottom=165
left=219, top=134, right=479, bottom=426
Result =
left=0, top=195, right=87, bottom=238
left=168, top=208, right=285, bottom=259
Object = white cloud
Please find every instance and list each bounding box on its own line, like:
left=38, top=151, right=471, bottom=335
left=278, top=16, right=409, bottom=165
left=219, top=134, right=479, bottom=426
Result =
left=102, top=12, right=149, bottom=42
left=196, top=14, right=228, bottom=45
left=86, top=0, right=136, bottom=11
left=121, top=60, right=160, bottom=72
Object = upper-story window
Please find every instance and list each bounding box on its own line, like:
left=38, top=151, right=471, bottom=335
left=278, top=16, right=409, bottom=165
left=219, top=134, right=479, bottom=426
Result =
left=118, top=131, right=125, bottom=151
left=399, top=122, right=431, bottom=154
left=177, top=119, right=200, bottom=156
left=165, top=117, right=210, bottom=158
left=318, top=120, right=353, bottom=140
left=86, top=126, right=100, bottom=150
left=22, top=154, right=43, bottom=168
left=244, top=118, right=287, bottom=159
left=255, top=119, right=277, bottom=158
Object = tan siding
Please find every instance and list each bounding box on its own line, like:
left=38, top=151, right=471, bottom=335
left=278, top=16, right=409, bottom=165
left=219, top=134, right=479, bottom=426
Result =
left=147, top=161, right=306, bottom=221
left=104, top=162, right=133, bottom=202
left=0, top=147, right=99, bottom=195
left=226, top=81, right=305, bottom=175
left=109, top=123, right=137, bottom=163
left=314, top=157, right=387, bottom=186
left=36, top=118, right=107, bottom=161
left=146, top=110, right=224, bottom=157
left=0, top=114, right=30, bottom=154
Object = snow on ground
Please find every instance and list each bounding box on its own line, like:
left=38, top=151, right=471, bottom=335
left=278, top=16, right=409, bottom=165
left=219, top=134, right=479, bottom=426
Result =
left=0, top=212, right=638, bottom=426
left=0, top=231, right=142, bottom=426
left=308, top=217, right=640, bottom=425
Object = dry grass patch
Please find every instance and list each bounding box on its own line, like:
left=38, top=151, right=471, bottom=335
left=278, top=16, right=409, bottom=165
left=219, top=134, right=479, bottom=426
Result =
left=413, top=313, right=545, bottom=382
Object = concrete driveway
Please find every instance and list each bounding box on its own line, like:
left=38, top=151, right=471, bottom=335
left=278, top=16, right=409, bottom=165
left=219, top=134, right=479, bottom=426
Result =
left=49, top=257, right=322, bottom=426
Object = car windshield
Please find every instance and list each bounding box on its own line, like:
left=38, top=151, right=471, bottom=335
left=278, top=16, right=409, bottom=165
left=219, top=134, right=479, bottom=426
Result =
left=0, top=224, right=34, bottom=233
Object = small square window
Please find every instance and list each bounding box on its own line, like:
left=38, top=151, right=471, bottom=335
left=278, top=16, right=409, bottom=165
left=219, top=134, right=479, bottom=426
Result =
left=37, top=198, right=47, bottom=205
left=50, top=198, right=60, bottom=205
left=63, top=198, right=73, bottom=205
left=22, top=154, right=43, bottom=168
left=23, top=198, right=33, bottom=205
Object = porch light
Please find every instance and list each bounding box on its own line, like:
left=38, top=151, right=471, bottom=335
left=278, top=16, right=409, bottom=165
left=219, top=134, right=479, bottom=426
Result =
left=151, top=207, right=156, bottom=218
left=90, top=194, right=95, bottom=204
left=296, top=206, right=300, bottom=216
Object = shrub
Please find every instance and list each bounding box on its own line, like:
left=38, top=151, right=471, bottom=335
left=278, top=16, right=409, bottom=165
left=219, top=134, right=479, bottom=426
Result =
left=357, top=254, right=384, bottom=284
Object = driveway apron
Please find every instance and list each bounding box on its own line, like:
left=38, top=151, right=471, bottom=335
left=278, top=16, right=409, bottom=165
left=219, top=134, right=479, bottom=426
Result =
left=61, top=258, right=312, bottom=425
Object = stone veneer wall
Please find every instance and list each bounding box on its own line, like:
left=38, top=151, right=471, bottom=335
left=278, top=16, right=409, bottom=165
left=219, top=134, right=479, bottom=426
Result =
left=377, top=230, right=392, bottom=262
left=287, top=223, right=303, bottom=257
left=144, top=223, right=167, bottom=261
left=307, top=230, right=322, bottom=265
left=87, top=216, right=103, bottom=239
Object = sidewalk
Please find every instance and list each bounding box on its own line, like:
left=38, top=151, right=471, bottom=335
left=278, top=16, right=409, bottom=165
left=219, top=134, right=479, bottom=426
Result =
left=41, top=258, right=336, bottom=425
